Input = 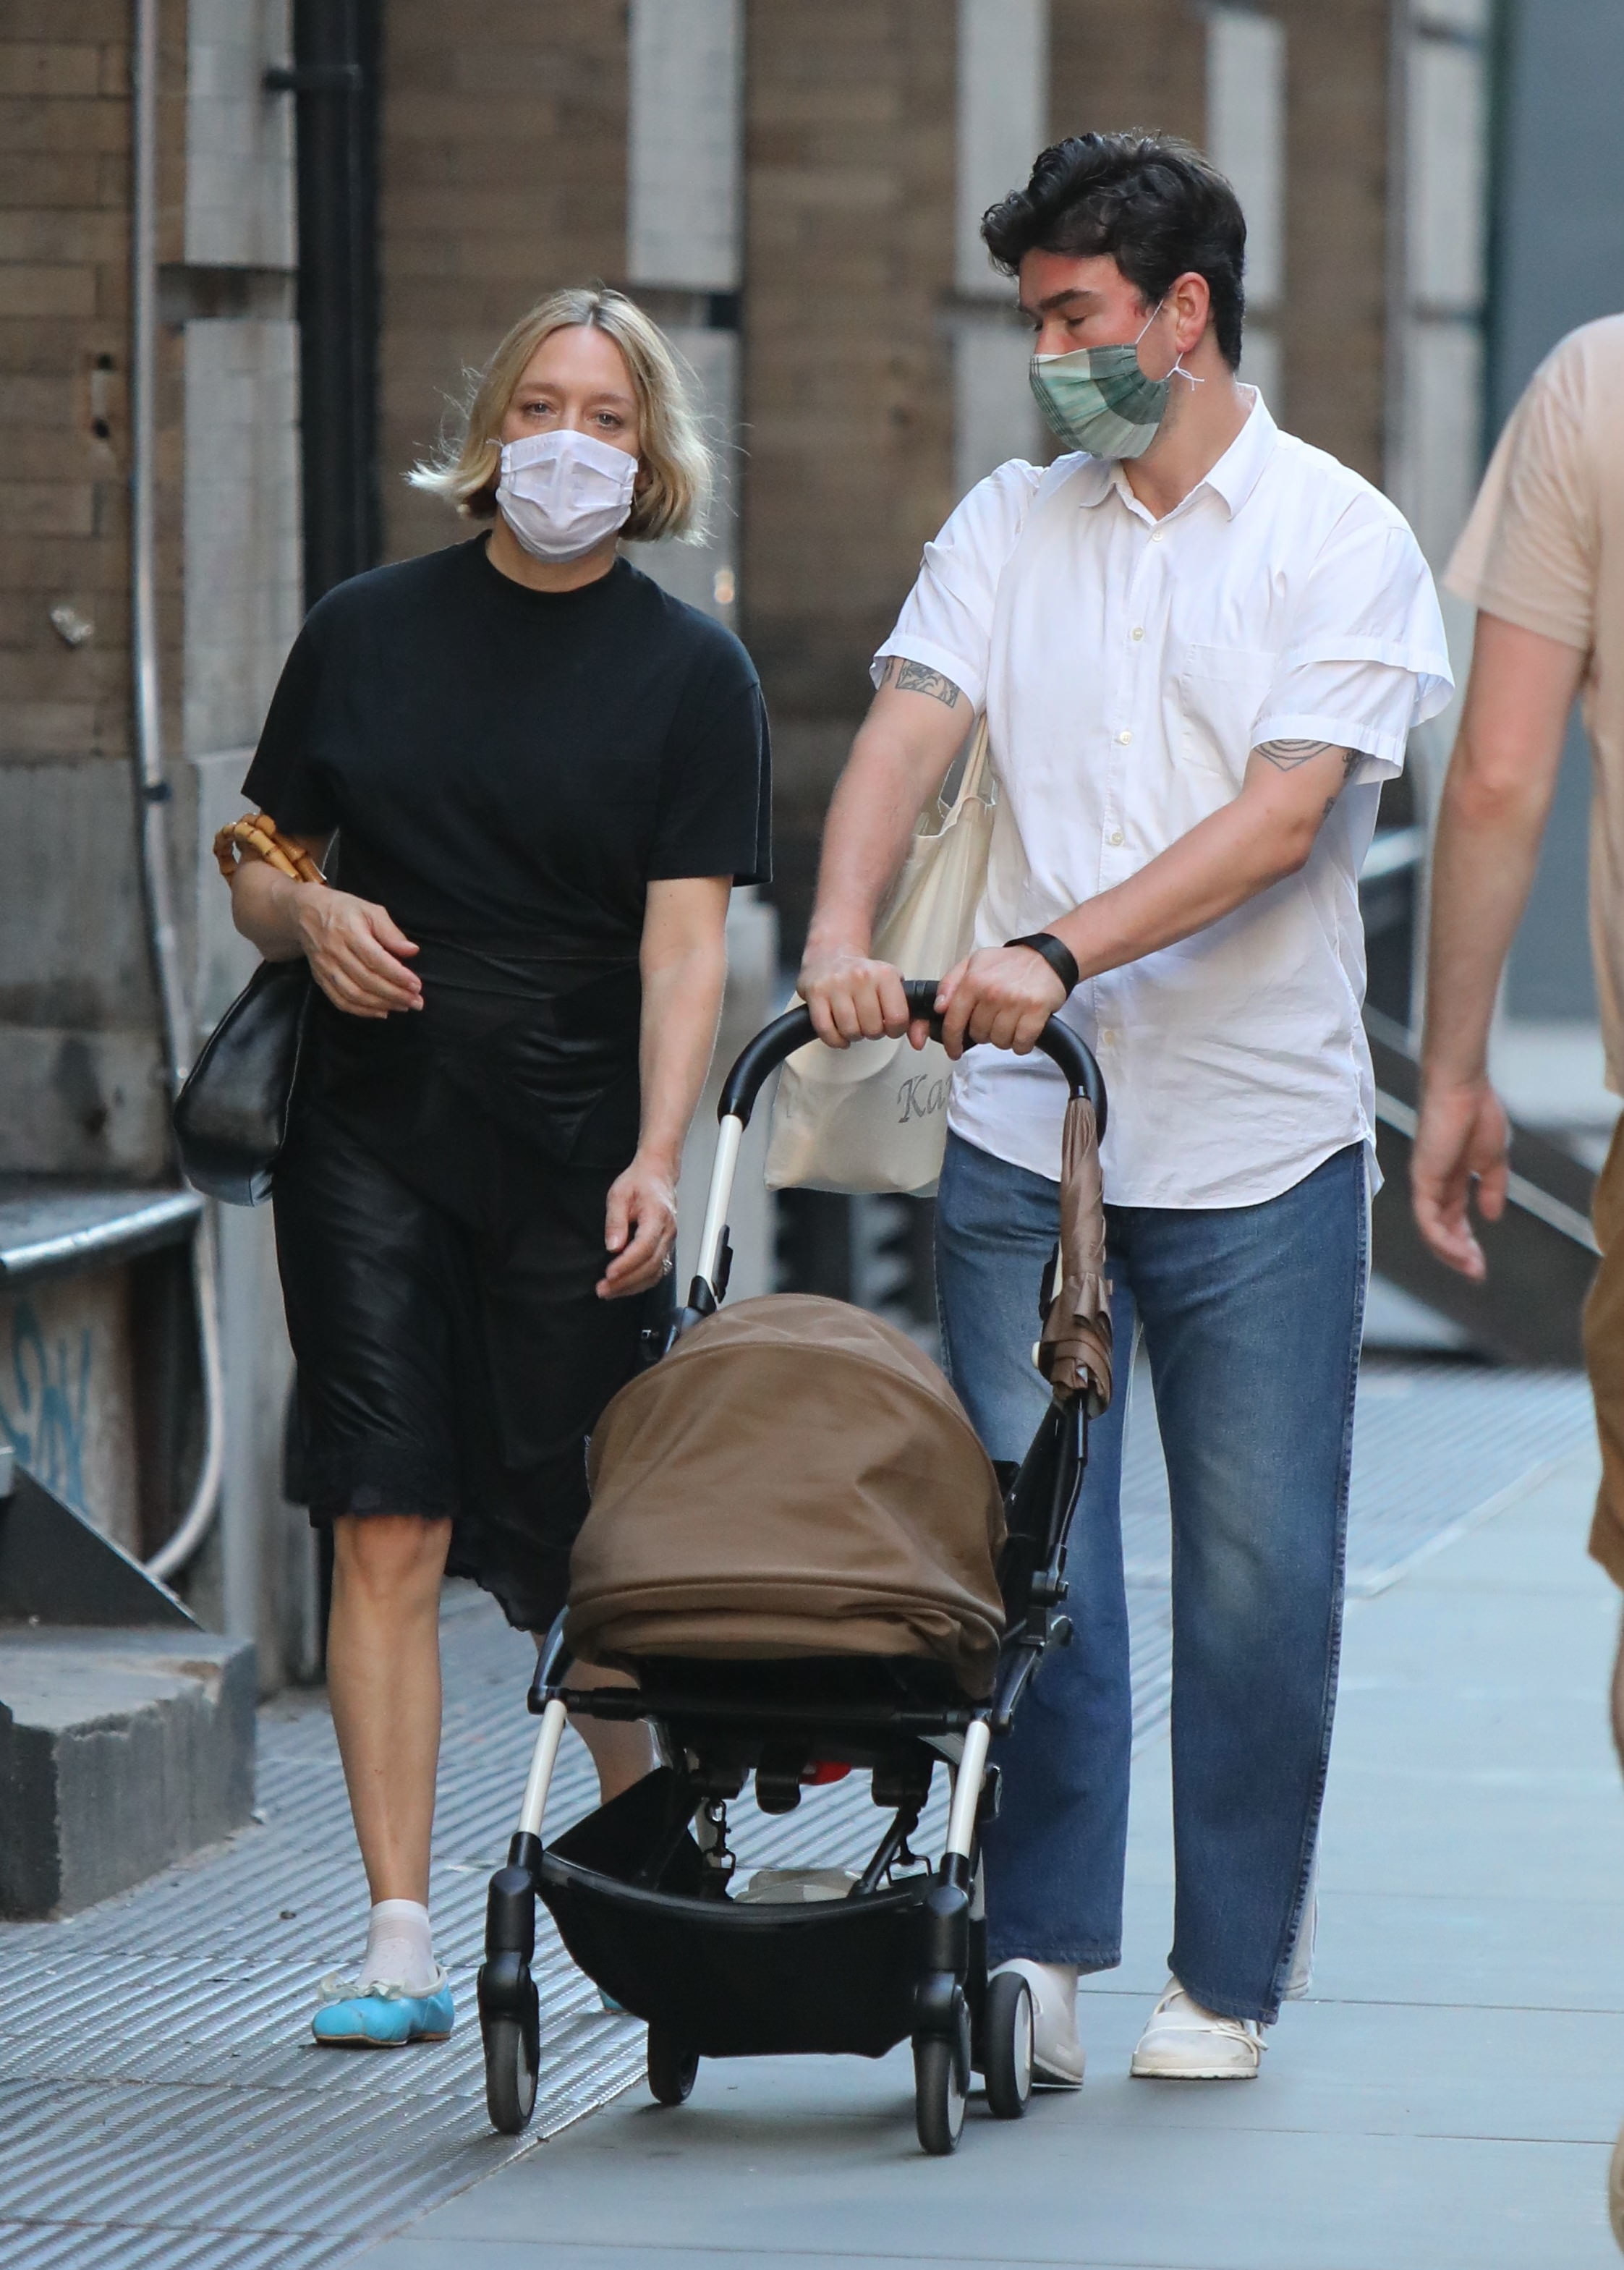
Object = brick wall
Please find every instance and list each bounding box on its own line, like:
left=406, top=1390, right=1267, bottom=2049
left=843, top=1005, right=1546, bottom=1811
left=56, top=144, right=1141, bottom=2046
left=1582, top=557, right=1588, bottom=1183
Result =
left=375, top=3, right=964, bottom=935
left=1277, top=0, right=1390, bottom=486
left=1049, top=0, right=1207, bottom=147
left=364, top=2, right=1395, bottom=953
left=377, top=1, right=629, bottom=566
left=0, top=14, right=137, bottom=778
left=741, top=1, right=956, bottom=936
left=1050, top=0, right=1390, bottom=483
left=0, top=1, right=190, bottom=1174
left=741, top=1, right=955, bottom=736
left=0, top=1, right=317, bottom=1670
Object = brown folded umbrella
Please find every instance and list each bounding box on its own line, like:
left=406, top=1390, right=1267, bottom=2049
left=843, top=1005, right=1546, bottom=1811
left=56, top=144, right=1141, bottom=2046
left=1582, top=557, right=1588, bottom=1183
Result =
left=1036, top=1094, right=1113, bottom=1416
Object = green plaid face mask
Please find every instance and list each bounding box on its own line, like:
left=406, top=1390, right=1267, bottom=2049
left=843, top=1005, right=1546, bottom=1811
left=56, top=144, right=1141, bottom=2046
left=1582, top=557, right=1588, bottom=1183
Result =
left=1029, top=302, right=1187, bottom=461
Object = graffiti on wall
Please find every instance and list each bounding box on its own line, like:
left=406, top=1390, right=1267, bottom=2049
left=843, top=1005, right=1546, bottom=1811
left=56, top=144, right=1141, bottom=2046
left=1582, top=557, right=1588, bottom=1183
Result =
left=0, top=1297, right=91, bottom=1512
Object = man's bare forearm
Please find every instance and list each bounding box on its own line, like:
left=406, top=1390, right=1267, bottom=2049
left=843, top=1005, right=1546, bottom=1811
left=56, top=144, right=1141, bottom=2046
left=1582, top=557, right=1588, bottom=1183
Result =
left=1419, top=616, right=1585, bottom=1087
left=804, top=668, right=971, bottom=957
left=1045, top=740, right=1356, bottom=982
left=1409, top=617, right=1582, bottom=1279
left=805, top=736, right=928, bottom=953
left=1421, top=755, right=1549, bottom=1085
left=1047, top=807, right=1286, bottom=979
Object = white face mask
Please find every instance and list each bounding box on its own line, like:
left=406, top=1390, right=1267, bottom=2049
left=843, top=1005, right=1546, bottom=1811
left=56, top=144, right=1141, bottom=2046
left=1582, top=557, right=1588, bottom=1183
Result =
left=495, top=429, right=638, bottom=562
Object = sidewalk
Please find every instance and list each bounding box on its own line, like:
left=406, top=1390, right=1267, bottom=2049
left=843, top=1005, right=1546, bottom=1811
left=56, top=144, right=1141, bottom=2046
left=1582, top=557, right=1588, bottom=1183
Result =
left=352, top=1444, right=1624, bottom=2270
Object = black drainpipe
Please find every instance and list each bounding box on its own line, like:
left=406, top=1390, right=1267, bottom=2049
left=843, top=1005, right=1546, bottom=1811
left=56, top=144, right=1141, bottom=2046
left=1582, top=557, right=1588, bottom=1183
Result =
left=267, top=0, right=382, bottom=603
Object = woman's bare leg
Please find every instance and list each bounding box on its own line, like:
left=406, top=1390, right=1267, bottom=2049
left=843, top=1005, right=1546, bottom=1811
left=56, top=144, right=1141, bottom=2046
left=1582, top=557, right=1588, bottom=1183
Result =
left=327, top=1514, right=454, bottom=1903
left=564, top=1659, right=656, bottom=1805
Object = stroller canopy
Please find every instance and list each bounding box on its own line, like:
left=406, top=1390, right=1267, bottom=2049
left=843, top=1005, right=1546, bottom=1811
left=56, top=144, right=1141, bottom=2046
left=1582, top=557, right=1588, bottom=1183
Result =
left=567, top=1295, right=1007, bottom=1696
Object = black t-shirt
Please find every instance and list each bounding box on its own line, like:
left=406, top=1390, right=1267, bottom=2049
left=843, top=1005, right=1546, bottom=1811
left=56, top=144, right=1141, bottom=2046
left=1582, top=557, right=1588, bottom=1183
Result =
left=243, top=539, right=771, bottom=1189
left=245, top=537, right=771, bottom=956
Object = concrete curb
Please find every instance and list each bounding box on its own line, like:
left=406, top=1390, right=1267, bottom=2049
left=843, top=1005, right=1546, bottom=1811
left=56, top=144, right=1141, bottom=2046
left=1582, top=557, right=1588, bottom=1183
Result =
left=0, top=1627, right=255, bottom=1917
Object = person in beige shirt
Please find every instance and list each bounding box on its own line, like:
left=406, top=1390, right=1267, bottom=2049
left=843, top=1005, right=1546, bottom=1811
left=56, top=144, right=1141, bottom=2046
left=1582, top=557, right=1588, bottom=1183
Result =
left=1412, top=313, right=1624, bottom=1730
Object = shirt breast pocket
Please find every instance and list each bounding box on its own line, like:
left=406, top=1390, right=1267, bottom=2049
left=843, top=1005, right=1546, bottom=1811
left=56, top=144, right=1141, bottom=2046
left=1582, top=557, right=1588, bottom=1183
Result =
left=1175, top=644, right=1276, bottom=785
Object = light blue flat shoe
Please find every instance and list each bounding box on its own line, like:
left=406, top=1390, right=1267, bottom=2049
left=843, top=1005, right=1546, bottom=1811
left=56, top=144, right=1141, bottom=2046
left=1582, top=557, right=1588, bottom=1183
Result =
left=311, top=1969, right=455, bottom=2048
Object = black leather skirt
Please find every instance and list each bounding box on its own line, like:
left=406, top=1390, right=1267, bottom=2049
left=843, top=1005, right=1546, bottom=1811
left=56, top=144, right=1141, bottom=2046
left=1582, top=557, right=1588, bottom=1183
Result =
left=271, top=944, right=668, bottom=1633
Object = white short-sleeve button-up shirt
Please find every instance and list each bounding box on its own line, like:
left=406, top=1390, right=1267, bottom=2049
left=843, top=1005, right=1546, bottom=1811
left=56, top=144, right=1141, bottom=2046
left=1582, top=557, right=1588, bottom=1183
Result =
left=875, top=396, right=1453, bottom=1209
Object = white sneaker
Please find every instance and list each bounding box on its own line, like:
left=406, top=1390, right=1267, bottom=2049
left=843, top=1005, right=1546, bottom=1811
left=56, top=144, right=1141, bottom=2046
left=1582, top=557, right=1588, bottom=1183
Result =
left=990, top=1960, right=1084, bottom=2086
left=1129, top=1978, right=1265, bottom=2079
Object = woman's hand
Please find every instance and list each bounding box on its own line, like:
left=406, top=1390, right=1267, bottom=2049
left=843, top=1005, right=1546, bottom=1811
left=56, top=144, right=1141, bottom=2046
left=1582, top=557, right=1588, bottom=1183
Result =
left=294, top=888, right=422, bottom=1019
left=599, top=1150, right=678, bottom=1298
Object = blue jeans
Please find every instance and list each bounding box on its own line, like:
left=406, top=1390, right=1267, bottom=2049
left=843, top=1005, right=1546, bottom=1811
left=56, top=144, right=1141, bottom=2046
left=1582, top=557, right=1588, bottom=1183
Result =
left=936, top=1131, right=1366, bottom=2025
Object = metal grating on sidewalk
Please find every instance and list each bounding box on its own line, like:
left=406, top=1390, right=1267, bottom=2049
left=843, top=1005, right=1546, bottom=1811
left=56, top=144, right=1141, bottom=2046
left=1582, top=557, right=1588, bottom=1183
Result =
left=0, top=1590, right=643, bottom=2270
left=0, top=1361, right=1597, bottom=2268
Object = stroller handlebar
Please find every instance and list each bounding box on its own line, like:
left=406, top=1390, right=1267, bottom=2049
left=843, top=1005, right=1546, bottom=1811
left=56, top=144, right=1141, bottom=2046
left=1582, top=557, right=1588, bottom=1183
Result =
left=718, top=979, right=1107, bottom=1137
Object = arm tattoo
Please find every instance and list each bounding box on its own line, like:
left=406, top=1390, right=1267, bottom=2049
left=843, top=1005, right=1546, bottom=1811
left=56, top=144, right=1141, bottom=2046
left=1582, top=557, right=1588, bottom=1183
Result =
left=1253, top=740, right=1365, bottom=825
left=1255, top=736, right=1340, bottom=770
left=881, top=655, right=966, bottom=710
left=1322, top=749, right=1363, bottom=822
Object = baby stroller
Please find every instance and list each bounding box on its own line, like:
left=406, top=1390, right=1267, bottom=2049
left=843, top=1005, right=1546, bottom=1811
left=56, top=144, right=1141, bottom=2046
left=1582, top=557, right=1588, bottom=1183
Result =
left=477, top=982, right=1109, bottom=2155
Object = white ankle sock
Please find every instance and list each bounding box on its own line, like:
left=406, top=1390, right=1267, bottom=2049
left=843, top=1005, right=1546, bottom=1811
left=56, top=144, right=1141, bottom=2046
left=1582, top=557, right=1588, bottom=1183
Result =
left=358, top=1898, right=438, bottom=1994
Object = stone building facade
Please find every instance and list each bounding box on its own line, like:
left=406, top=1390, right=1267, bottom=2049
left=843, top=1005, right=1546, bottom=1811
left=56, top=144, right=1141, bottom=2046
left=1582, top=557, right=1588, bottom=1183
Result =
left=0, top=0, right=311, bottom=1681
left=0, top=0, right=1497, bottom=1686
left=372, top=0, right=1437, bottom=938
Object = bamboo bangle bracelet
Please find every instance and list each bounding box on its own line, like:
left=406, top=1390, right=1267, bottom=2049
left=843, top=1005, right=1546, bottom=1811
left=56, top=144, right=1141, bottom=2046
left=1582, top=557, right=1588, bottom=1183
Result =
left=212, top=812, right=326, bottom=887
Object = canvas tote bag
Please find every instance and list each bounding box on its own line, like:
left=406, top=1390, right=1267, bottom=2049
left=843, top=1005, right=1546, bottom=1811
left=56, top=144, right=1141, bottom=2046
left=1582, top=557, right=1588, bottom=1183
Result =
left=765, top=713, right=995, bottom=1196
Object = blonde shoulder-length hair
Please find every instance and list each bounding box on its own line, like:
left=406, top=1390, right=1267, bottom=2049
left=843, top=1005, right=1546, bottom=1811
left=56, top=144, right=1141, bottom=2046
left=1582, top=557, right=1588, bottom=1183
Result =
left=408, top=286, right=712, bottom=544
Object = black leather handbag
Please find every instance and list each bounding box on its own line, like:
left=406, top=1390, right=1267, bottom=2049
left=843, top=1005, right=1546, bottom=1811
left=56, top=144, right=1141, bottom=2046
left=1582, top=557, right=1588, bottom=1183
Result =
left=174, top=956, right=315, bottom=1205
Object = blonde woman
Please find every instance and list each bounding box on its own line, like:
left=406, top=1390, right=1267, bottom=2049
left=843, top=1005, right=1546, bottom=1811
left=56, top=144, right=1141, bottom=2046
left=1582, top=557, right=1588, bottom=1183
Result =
left=230, top=288, right=770, bottom=2046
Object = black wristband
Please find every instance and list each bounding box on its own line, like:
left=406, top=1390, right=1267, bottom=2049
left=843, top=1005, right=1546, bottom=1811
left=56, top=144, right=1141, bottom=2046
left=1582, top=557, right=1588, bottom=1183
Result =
left=1005, top=931, right=1081, bottom=997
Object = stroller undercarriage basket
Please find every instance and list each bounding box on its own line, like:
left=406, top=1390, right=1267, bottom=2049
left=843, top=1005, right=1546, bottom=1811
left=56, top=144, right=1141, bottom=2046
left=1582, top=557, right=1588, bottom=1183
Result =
left=540, top=1767, right=930, bottom=2061
left=477, top=985, right=1108, bottom=2156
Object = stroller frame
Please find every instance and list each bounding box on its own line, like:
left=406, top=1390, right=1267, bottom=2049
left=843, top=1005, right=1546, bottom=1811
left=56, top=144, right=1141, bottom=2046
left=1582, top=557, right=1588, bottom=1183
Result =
left=477, top=982, right=1105, bottom=2155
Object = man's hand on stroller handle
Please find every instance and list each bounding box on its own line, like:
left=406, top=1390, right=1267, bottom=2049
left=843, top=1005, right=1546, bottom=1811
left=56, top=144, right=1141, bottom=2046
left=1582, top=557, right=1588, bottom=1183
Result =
left=934, top=948, right=1068, bottom=1060
left=799, top=940, right=1070, bottom=1062
left=716, top=979, right=1105, bottom=1131
left=799, top=946, right=934, bottom=1053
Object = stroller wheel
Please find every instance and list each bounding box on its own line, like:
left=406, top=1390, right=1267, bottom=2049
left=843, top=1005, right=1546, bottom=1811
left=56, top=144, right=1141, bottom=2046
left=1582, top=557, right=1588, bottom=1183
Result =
left=483, top=2013, right=538, bottom=2135
left=914, top=2008, right=970, bottom=2156
left=982, top=1971, right=1034, bottom=2119
left=647, top=2025, right=699, bottom=2106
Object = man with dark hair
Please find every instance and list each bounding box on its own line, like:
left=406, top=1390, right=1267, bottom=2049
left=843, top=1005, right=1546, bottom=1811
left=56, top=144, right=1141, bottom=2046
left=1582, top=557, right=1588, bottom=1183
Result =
left=982, top=132, right=1247, bottom=367
left=802, top=132, right=1451, bottom=2082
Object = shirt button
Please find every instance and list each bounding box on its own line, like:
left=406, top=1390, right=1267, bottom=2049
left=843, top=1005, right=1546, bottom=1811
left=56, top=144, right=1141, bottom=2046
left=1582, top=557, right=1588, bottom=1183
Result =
left=1101, top=1029, right=1118, bottom=1046
left=1150, top=529, right=1164, bottom=542
left=1108, top=828, right=1124, bottom=846
left=1117, top=729, right=1132, bottom=744
left=1131, top=626, right=1144, bottom=640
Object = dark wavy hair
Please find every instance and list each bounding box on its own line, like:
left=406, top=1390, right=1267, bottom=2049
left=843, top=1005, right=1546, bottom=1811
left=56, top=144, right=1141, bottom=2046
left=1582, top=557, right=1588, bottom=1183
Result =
left=982, top=132, right=1247, bottom=370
